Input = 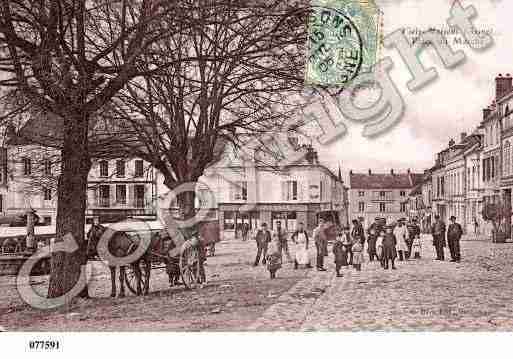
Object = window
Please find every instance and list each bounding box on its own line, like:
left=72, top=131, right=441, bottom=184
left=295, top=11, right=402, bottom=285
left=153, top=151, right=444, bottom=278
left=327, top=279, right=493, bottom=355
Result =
left=400, top=202, right=407, bottom=212
left=99, top=185, right=110, bottom=207
left=400, top=190, right=406, bottom=197
left=232, top=181, right=248, bottom=201
left=116, top=184, right=127, bottom=204
left=135, top=160, right=144, bottom=177
left=99, top=160, right=108, bottom=177
left=223, top=211, right=235, bottom=230
left=358, top=202, right=365, bottom=212
left=22, top=157, right=31, bottom=175
left=134, top=185, right=145, bottom=208
left=43, top=188, right=52, bottom=201
left=282, top=180, right=298, bottom=201
left=379, top=191, right=385, bottom=198
left=43, top=216, right=51, bottom=225
left=379, top=202, right=386, bottom=212
left=43, top=159, right=52, bottom=176
left=116, top=160, right=125, bottom=178
left=358, top=191, right=365, bottom=197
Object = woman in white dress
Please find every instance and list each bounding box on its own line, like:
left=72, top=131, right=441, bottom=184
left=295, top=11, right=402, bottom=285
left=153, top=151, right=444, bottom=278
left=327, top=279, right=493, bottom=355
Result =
left=291, top=222, right=311, bottom=269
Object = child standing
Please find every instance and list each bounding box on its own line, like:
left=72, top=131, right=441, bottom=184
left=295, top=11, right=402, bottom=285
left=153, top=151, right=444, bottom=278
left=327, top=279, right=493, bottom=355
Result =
left=333, top=232, right=347, bottom=277
left=352, top=236, right=364, bottom=271
left=412, top=234, right=422, bottom=259
left=383, top=226, right=397, bottom=270
left=266, top=233, right=282, bottom=279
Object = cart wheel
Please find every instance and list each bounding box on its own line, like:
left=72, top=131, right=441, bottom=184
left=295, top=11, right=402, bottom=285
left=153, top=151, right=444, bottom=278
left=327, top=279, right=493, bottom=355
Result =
left=180, top=249, right=200, bottom=290
left=125, top=261, right=150, bottom=295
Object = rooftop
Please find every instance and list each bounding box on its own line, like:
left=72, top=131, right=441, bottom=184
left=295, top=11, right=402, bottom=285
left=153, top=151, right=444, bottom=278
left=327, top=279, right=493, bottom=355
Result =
left=349, top=171, right=423, bottom=190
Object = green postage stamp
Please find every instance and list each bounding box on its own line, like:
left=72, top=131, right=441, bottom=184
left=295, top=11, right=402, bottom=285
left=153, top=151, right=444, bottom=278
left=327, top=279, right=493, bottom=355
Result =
left=305, top=0, right=382, bottom=87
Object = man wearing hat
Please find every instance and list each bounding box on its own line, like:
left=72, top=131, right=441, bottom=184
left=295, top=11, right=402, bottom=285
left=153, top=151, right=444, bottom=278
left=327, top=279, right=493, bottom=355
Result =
left=254, top=222, right=271, bottom=266
left=447, top=216, right=463, bottom=262
left=431, top=214, right=446, bottom=260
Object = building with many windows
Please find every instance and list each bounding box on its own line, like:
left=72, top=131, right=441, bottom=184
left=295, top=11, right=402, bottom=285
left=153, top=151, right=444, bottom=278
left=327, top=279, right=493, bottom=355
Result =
left=348, top=169, right=423, bottom=228
left=0, top=126, right=157, bottom=224
left=200, top=139, right=348, bottom=235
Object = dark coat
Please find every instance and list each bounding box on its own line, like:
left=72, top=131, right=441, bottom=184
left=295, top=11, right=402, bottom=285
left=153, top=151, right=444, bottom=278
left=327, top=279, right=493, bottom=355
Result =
left=255, top=229, right=271, bottom=247
left=332, top=241, right=347, bottom=265
left=431, top=220, right=446, bottom=247
left=352, top=223, right=365, bottom=243
left=447, top=223, right=463, bottom=241
left=382, top=233, right=397, bottom=260
left=367, top=234, right=377, bottom=254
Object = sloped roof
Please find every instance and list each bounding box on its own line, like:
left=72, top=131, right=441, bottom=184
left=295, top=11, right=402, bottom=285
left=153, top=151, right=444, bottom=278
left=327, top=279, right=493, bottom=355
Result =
left=349, top=172, right=423, bottom=189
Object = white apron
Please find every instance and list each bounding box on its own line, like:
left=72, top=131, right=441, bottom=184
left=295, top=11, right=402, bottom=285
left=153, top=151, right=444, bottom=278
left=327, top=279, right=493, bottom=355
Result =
left=295, top=232, right=310, bottom=265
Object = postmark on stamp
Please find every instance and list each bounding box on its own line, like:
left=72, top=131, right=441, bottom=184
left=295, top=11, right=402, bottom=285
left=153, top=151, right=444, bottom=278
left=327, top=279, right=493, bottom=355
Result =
left=305, top=0, right=382, bottom=87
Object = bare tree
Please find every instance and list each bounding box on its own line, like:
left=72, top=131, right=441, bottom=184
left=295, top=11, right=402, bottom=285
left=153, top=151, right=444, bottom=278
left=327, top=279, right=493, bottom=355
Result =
left=0, top=0, right=198, bottom=298
left=113, top=0, right=309, bottom=219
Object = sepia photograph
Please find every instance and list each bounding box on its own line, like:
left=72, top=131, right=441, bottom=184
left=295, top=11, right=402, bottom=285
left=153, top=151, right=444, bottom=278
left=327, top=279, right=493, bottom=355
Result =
left=0, top=0, right=512, bottom=356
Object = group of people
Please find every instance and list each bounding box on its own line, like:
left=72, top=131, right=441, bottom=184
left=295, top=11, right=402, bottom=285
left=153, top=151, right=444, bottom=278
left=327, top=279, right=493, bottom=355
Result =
left=251, top=213, right=464, bottom=279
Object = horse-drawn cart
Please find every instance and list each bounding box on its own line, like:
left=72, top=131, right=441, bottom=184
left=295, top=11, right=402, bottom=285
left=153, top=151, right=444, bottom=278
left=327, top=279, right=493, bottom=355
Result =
left=87, top=219, right=221, bottom=297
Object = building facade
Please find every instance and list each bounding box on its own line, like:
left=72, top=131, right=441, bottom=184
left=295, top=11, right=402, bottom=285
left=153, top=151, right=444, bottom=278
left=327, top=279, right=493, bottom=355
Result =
left=349, top=169, right=423, bottom=228
left=1, top=137, right=157, bottom=224
left=200, top=142, right=348, bottom=235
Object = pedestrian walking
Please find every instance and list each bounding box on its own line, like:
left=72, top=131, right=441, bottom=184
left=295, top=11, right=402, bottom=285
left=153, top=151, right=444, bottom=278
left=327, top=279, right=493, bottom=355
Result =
left=473, top=217, right=479, bottom=235
left=406, top=218, right=420, bottom=259
left=291, top=222, right=311, bottom=269
left=241, top=222, right=250, bottom=241
left=333, top=232, right=346, bottom=277
left=447, top=215, right=463, bottom=262
left=266, top=233, right=282, bottom=279
left=394, top=220, right=408, bottom=261
left=352, top=237, right=364, bottom=271
left=274, top=221, right=292, bottom=263
left=367, top=227, right=378, bottom=261
left=383, top=225, right=397, bottom=270
left=431, top=215, right=446, bottom=260
left=254, top=222, right=271, bottom=266
left=376, top=230, right=385, bottom=267
left=412, top=234, right=422, bottom=259
left=341, top=226, right=353, bottom=265
left=313, top=218, right=327, bottom=271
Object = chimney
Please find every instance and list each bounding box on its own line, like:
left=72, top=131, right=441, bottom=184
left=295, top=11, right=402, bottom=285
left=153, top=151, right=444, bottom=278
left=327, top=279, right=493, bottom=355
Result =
left=368, top=169, right=372, bottom=175
left=483, top=107, right=492, bottom=120
left=349, top=170, right=353, bottom=175
left=390, top=169, right=394, bottom=175
left=449, top=138, right=455, bottom=147
left=407, top=168, right=411, bottom=174
left=496, top=73, right=513, bottom=100
left=460, top=132, right=467, bottom=143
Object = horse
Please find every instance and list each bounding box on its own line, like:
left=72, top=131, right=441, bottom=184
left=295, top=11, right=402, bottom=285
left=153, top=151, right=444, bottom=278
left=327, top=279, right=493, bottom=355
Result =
left=86, top=223, right=151, bottom=297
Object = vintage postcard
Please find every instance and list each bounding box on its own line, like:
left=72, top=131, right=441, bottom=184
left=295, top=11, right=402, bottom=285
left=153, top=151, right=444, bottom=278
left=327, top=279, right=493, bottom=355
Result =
left=0, top=0, right=511, bottom=356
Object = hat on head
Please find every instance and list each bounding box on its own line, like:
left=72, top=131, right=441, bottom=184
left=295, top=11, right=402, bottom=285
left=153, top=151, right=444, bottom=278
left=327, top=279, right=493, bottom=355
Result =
left=450, top=215, right=456, bottom=221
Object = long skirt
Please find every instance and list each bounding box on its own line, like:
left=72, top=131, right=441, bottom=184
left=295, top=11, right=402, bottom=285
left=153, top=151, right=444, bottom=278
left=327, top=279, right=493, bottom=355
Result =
left=295, top=245, right=310, bottom=265
left=383, top=245, right=397, bottom=260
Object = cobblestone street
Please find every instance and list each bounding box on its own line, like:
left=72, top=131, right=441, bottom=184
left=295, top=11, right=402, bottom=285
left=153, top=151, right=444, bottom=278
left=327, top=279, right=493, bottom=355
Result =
left=250, top=235, right=513, bottom=331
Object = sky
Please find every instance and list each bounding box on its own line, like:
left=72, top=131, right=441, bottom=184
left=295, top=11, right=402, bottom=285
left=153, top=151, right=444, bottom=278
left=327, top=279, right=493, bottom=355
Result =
left=314, top=0, right=513, bottom=178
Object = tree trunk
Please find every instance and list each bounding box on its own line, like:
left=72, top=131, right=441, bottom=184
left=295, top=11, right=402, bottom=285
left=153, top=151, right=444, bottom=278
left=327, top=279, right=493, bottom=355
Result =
left=177, top=190, right=196, bottom=221
left=48, top=113, right=91, bottom=299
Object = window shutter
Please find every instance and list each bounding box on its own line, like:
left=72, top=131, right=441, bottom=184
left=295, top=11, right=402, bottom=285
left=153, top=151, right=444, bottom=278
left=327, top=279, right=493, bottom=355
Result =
left=229, top=182, right=234, bottom=201
left=281, top=181, right=287, bottom=201
left=297, top=181, right=302, bottom=201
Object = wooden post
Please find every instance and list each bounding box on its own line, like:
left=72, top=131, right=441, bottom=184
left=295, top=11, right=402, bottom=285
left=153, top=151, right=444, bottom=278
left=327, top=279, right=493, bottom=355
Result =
left=25, top=209, right=36, bottom=252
